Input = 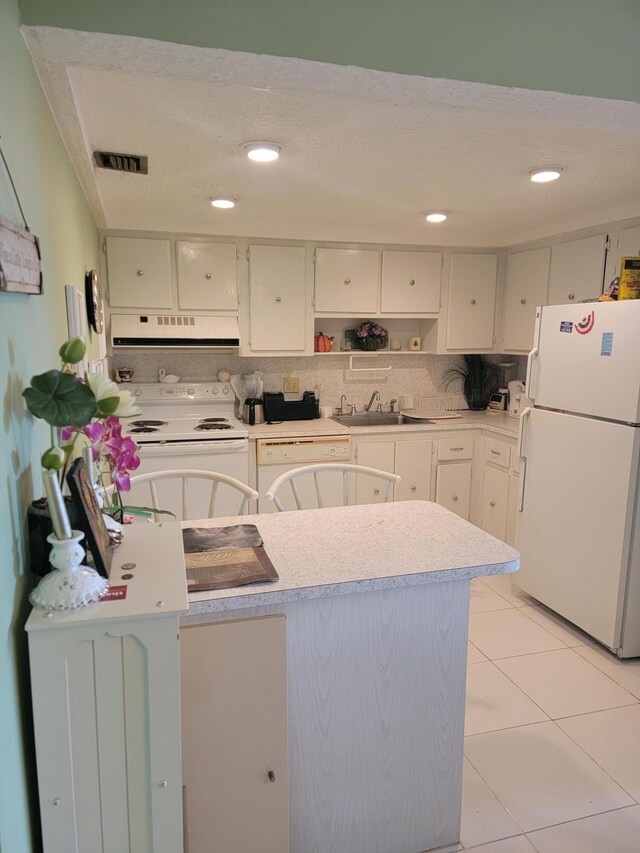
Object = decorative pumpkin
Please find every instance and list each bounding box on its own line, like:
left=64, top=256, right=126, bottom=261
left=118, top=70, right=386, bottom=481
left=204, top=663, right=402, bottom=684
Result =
left=314, top=332, right=334, bottom=352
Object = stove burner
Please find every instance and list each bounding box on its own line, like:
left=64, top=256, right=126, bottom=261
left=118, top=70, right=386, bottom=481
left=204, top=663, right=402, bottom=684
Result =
left=129, top=426, right=160, bottom=434
left=131, top=419, right=167, bottom=427
left=194, top=423, right=233, bottom=431
left=199, top=418, right=229, bottom=424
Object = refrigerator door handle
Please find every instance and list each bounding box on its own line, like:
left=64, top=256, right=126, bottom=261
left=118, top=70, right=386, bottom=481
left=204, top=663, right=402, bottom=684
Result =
left=526, top=347, right=539, bottom=404
left=517, top=406, right=532, bottom=512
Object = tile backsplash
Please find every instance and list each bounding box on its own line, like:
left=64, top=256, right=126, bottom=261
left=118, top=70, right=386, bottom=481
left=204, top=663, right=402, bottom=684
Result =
left=112, top=351, right=526, bottom=412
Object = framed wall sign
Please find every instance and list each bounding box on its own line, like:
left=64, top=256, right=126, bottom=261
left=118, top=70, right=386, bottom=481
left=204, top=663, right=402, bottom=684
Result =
left=0, top=214, right=42, bottom=295
left=66, top=458, right=113, bottom=578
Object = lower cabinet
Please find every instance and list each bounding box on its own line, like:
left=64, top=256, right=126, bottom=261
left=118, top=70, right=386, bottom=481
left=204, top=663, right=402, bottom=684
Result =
left=479, top=464, right=510, bottom=541
left=435, top=462, right=473, bottom=520
left=180, top=616, right=289, bottom=853
left=479, top=434, right=519, bottom=546
left=354, top=436, right=433, bottom=503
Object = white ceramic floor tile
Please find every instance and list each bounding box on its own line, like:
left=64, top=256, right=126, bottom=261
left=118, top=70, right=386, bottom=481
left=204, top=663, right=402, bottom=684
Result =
left=470, top=579, right=515, bottom=613
left=558, top=705, right=640, bottom=801
left=465, top=662, right=548, bottom=736
left=468, top=641, right=488, bottom=664
left=460, top=757, right=522, bottom=848
left=468, top=609, right=566, bottom=661
left=462, top=836, right=536, bottom=852
left=519, top=605, right=594, bottom=648
left=478, top=574, right=537, bottom=608
left=574, top=643, right=640, bottom=699
left=495, top=648, right=637, bottom=719
left=464, top=722, right=634, bottom=832
left=527, top=805, right=640, bottom=853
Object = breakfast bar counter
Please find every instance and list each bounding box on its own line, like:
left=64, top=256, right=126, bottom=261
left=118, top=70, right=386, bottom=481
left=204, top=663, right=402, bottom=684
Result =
left=181, top=501, right=519, bottom=853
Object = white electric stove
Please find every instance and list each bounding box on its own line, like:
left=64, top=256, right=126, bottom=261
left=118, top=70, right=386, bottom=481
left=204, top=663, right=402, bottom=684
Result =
left=122, top=383, right=250, bottom=518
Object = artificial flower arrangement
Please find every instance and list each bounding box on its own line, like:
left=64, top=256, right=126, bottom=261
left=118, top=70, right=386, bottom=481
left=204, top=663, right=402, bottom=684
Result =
left=356, top=321, right=388, bottom=350
left=24, top=337, right=142, bottom=514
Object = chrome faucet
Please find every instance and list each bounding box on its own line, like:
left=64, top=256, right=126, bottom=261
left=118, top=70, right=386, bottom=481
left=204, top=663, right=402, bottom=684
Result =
left=339, top=394, right=354, bottom=415
left=364, top=390, right=381, bottom=412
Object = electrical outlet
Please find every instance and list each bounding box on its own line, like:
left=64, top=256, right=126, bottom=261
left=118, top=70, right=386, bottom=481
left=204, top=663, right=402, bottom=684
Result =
left=283, top=376, right=300, bottom=394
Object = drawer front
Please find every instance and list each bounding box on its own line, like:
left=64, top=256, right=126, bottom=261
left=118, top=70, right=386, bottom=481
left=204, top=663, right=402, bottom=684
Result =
left=483, top=437, right=511, bottom=469
left=437, top=436, right=474, bottom=461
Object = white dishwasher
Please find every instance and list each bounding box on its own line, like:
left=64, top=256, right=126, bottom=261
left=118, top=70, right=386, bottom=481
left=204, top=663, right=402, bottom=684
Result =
left=257, top=435, right=351, bottom=512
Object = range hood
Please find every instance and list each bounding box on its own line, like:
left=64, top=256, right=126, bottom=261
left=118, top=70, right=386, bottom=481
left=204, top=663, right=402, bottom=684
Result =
left=111, top=314, right=240, bottom=348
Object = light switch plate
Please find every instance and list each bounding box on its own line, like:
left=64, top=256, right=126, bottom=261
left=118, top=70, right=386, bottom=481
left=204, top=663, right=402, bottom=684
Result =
left=283, top=376, right=299, bottom=393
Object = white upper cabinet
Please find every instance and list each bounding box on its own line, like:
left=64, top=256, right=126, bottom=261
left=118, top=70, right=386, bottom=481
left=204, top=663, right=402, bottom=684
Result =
left=249, top=245, right=307, bottom=352
left=380, top=251, right=441, bottom=313
left=446, top=253, right=498, bottom=350
left=314, top=248, right=379, bottom=313
left=613, top=225, right=640, bottom=274
left=106, top=236, right=172, bottom=309
left=503, top=246, right=550, bottom=351
left=176, top=241, right=238, bottom=310
left=547, top=234, right=607, bottom=305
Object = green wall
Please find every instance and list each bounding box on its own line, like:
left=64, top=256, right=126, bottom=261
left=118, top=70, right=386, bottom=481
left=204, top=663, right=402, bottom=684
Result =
left=18, top=0, right=640, bottom=102
left=0, top=1, right=99, bottom=849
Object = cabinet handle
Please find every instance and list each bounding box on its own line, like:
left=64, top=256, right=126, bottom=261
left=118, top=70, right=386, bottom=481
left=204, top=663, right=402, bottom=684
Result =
left=450, top=446, right=464, bottom=452
left=411, top=485, right=416, bottom=492
left=373, top=488, right=380, bottom=496
left=452, top=495, right=459, bottom=502
left=520, top=298, right=527, bottom=305
left=344, top=278, right=351, bottom=285
left=568, top=292, right=575, bottom=300
left=409, top=279, right=416, bottom=286
left=274, top=296, right=282, bottom=303
left=489, top=501, right=496, bottom=508
left=470, top=298, right=476, bottom=305
left=136, top=269, right=144, bottom=277
left=267, top=770, right=276, bottom=783
left=491, top=449, right=500, bottom=456
left=205, top=272, right=212, bottom=280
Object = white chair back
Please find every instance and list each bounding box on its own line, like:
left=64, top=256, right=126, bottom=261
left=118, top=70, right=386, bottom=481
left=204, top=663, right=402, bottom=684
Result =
left=265, top=463, right=400, bottom=512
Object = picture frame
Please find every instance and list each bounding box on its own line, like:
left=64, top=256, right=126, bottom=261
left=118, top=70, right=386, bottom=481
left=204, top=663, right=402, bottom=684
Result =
left=66, top=458, right=112, bottom=577
left=0, top=214, right=43, bottom=295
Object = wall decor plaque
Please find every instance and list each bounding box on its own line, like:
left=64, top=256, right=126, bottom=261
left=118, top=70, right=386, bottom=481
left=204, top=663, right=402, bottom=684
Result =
left=0, top=214, right=42, bottom=295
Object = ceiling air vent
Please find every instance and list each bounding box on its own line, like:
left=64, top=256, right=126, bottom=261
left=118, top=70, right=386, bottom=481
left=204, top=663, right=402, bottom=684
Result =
left=93, top=151, right=148, bottom=174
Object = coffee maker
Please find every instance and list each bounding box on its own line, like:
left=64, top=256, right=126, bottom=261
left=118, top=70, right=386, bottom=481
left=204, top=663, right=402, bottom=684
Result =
left=488, top=361, right=517, bottom=410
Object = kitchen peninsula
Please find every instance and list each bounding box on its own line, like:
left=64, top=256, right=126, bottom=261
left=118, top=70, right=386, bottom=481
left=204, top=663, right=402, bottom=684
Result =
left=27, top=501, right=518, bottom=853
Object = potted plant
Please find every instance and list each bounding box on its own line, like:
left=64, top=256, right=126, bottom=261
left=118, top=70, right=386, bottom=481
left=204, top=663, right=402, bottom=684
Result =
left=444, top=354, right=500, bottom=411
left=356, top=321, right=388, bottom=351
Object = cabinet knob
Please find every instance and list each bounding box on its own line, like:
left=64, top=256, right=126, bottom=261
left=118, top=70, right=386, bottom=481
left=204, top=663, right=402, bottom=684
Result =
left=373, top=488, right=380, bottom=496
left=267, top=770, right=276, bottom=783
left=136, top=269, right=144, bottom=277
left=344, top=278, right=351, bottom=285
left=470, top=298, right=476, bottom=305
left=205, top=272, right=212, bottom=280
left=409, top=279, right=416, bottom=286
left=489, top=500, right=496, bottom=508
left=520, top=298, right=527, bottom=305
left=568, top=292, right=575, bottom=300
left=159, top=780, right=168, bottom=788
left=274, top=296, right=282, bottom=303
left=452, top=495, right=459, bottom=502
left=411, top=485, right=417, bottom=492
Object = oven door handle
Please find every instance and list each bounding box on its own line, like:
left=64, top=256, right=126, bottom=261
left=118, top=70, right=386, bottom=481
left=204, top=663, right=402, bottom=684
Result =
left=138, top=439, right=248, bottom=454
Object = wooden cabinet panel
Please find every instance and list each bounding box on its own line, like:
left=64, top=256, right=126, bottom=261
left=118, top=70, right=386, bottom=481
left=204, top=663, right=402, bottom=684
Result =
left=480, top=464, right=509, bottom=541
left=547, top=234, right=606, bottom=305
left=181, top=616, right=289, bottom=853
left=355, top=440, right=396, bottom=503
left=380, top=250, right=441, bottom=313
left=394, top=440, right=433, bottom=501
left=435, top=462, right=472, bottom=520
left=177, top=241, right=237, bottom=310
left=447, top=253, right=497, bottom=350
left=503, top=247, right=550, bottom=351
left=106, top=236, right=172, bottom=309
left=615, top=225, right=640, bottom=274
left=249, top=245, right=306, bottom=352
left=483, top=437, right=511, bottom=469
left=315, top=248, right=379, bottom=313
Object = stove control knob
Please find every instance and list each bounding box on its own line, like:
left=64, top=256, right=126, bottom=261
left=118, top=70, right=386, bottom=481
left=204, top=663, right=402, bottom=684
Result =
left=212, top=387, right=219, bottom=395
left=134, top=388, right=142, bottom=397
left=187, top=388, right=195, bottom=396
left=222, top=386, right=230, bottom=394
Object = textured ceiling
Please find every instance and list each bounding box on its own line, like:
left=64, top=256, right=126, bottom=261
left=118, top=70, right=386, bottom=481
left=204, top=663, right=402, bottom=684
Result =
left=24, top=27, right=640, bottom=246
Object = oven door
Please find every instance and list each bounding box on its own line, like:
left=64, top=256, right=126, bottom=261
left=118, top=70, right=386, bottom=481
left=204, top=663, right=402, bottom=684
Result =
left=130, top=439, right=251, bottom=520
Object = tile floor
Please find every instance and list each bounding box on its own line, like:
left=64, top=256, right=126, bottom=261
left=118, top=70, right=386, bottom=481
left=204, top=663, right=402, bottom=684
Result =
left=454, top=574, right=640, bottom=852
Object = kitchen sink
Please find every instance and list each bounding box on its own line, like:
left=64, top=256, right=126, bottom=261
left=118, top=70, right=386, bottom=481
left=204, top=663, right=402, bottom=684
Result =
left=331, top=412, right=429, bottom=427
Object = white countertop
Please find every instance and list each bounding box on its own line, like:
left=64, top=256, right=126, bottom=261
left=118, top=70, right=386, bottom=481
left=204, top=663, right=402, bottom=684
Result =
left=187, top=500, right=519, bottom=615
left=246, top=410, right=519, bottom=440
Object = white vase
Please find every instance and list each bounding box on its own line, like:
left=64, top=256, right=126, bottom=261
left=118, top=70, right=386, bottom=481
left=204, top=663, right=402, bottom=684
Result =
left=29, top=530, right=109, bottom=611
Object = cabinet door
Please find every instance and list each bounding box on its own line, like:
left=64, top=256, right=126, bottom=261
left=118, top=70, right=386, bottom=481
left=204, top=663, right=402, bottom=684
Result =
left=612, top=225, right=640, bottom=277
left=480, top=464, right=510, bottom=541
left=249, top=245, right=306, bottom=352
left=181, top=617, right=289, bottom=853
left=435, top=462, right=472, bottom=520
left=315, top=248, right=379, bottom=313
left=503, top=247, right=550, bottom=351
left=547, top=234, right=606, bottom=305
left=447, top=253, right=497, bottom=350
left=506, top=472, right=520, bottom=547
left=106, top=236, right=172, bottom=308
left=355, top=440, right=396, bottom=503
left=176, top=241, right=237, bottom=310
left=380, top=251, right=441, bottom=313
left=394, top=440, right=433, bottom=501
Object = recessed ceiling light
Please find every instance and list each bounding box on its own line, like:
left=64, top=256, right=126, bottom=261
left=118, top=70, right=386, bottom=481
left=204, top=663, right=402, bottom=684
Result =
left=529, top=167, right=563, bottom=183
left=210, top=197, right=236, bottom=209
left=425, top=211, right=448, bottom=223
left=243, top=142, right=281, bottom=162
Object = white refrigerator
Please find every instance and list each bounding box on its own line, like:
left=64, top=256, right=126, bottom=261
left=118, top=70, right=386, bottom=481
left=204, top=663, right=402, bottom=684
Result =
left=516, top=299, right=640, bottom=658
